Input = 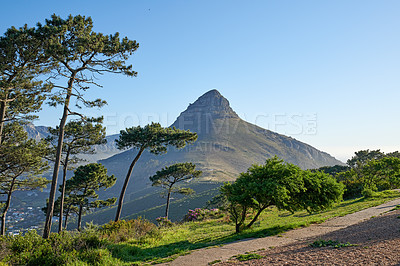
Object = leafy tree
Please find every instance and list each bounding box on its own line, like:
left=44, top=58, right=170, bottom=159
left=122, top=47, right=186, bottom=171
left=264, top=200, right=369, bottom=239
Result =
left=0, top=122, right=49, bottom=235
left=38, top=14, right=139, bottom=238
left=46, top=117, right=106, bottom=232
left=150, top=162, right=202, bottom=219
left=114, top=122, right=197, bottom=221
left=64, top=163, right=116, bottom=231
left=222, top=157, right=344, bottom=233
left=362, top=157, right=400, bottom=191
left=347, top=149, right=384, bottom=169
left=315, top=165, right=350, bottom=176
left=42, top=195, right=79, bottom=230
left=0, top=25, right=51, bottom=144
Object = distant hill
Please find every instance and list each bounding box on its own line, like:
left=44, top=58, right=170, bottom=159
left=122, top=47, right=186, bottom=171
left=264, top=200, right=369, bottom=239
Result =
left=25, top=124, right=121, bottom=163
left=92, top=90, right=343, bottom=221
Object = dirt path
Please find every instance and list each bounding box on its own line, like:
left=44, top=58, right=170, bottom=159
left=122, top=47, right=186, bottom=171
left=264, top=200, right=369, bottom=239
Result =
left=160, top=198, right=400, bottom=266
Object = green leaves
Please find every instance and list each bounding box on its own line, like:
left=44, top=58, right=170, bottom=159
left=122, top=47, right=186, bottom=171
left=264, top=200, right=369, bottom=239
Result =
left=150, top=162, right=201, bottom=218
left=222, top=156, right=344, bottom=233
left=116, top=122, right=198, bottom=154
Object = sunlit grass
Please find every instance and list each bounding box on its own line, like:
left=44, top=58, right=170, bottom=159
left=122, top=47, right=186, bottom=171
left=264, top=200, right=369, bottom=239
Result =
left=108, top=190, right=400, bottom=265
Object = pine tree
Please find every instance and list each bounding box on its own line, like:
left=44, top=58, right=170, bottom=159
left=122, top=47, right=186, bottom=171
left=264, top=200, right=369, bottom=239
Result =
left=114, top=122, right=197, bottom=221
left=150, top=163, right=201, bottom=219
left=0, top=123, right=49, bottom=235
left=38, top=14, right=139, bottom=238
left=46, top=117, right=106, bottom=232
left=64, top=163, right=116, bottom=231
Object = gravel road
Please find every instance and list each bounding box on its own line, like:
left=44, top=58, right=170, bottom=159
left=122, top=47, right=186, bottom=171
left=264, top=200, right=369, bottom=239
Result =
left=219, top=209, right=400, bottom=265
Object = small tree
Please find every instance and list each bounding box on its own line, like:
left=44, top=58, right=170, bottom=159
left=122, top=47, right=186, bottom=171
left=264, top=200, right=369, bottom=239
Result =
left=42, top=195, right=79, bottom=230
left=222, top=157, right=344, bottom=233
left=114, top=122, right=197, bottom=221
left=46, top=117, right=106, bottom=232
left=0, top=122, right=49, bottom=235
left=150, top=162, right=202, bottom=219
left=38, top=14, right=139, bottom=238
left=64, top=163, right=116, bottom=231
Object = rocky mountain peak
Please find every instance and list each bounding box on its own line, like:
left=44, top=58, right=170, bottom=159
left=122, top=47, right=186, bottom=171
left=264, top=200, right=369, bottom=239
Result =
left=173, top=89, right=238, bottom=125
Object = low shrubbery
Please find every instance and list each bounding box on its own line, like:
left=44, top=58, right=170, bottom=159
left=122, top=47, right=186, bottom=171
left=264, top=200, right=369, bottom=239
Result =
left=184, top=208, right=222, bottom=222
left=100, top=217, right=158, bottom=243
left=0, top=229, right=105, bottom=265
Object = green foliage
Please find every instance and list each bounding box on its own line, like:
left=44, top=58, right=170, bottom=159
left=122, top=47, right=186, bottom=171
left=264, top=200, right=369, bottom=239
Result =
left=361, top=188, right=376, bottom=198
left=150, top=162, right=202, bottom=218
left=64, top=163, right=116, bottom=230
left=156, top=217, right=174, bottom=227
left=336, top=150, right=400, bottom=199
left=296, top=170, right=344, bottom=213
left=39, top=13, right=138, bottom=238
left=46, top=117, right=107, bottom=167
left=116, top=122, right=198, bottom=154
left=100, top=218, right=158, bottom=243
left=0, top=24, right=51, bottom=127
left=222, top=156, right=344, bottom=233
left=309, top=239, right=357, bottom=248
left=0, top=122, right=49, bottom=235
left=235, top=253, right=264, bottom=261
left=115, top=122, right=197, bottom=222
left=184, top=208, right=222, bottom=222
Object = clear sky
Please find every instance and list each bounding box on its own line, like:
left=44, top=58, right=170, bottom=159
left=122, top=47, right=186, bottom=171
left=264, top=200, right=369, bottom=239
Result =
left=1, top=0, right=400, bottom=162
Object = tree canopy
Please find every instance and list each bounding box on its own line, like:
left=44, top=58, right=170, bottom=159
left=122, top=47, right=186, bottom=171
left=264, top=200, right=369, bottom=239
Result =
left=64, top=163, right=116, bottom=231
left=150, top=162, right=202, bottom=219
left=222, top=157, right=344, bottom=233
left=0, top=122, right=49, bottom=235
left=46, top=117, right=106, bottom=232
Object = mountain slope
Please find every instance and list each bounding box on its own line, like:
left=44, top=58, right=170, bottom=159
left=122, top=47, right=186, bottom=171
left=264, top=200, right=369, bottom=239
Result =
left=99, top=90, right=342, bottom=199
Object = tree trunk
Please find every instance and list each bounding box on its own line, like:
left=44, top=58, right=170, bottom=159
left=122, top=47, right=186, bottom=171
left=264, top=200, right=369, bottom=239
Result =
left=0, top=98, right=8, bottom=145
left=58, top=152, right=70, bottom=233
left=115, top=147, right=144, bottom=222
left=77, top=205, right=83, bottom=231
left=64, top=208, right=70, bottom=230
left=246, top=207, right=266, bottom=229
left=165, top=189, right=172, bottom=219
left=43, top=76, right=75, bottom=239
left=1, top=179, right=15, bottom=236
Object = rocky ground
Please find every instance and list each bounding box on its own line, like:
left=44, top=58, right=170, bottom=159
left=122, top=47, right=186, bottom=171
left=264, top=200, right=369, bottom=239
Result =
left=219, top=209, right=400, bottom=265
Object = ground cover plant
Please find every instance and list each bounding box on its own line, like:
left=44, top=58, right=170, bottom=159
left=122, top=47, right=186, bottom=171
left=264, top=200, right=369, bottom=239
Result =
left=0, top=190, right=398, bottom=265
left=309, top=239, right=357, bottom=248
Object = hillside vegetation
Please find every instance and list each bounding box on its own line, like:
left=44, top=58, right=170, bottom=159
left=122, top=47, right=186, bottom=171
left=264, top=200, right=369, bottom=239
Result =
left=1, top=190, right=399, bottom=265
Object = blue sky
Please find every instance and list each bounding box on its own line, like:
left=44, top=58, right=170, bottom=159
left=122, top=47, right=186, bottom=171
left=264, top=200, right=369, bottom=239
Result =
left=1, top=0, right=400, bottom=162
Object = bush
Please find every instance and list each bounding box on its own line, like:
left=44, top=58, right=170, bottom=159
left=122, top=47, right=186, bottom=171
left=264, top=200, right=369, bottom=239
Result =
left=183, top=208, right=222, bottom=222
left=100, top=217, right=157, bottom=243
left=155, top=217, right=173, bottom=227
left=362, top=188, right=376, bottom=198
left=3, top=230, right=78, bottom=265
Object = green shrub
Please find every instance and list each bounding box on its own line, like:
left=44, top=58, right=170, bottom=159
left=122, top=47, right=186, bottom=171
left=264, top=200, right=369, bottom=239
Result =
left=236, top=253, right=264, bottom=261
left=100, top=217, right=157, bottom=243
left=309, top=239, right=357, bottom=248
left=184, top=208, right=222, bottom=222
left=362, top=188, right=376, bottom=198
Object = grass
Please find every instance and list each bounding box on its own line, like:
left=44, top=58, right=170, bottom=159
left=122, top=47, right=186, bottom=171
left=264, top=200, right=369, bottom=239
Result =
left=309, top=239, right=357, bottom=248
left=2, top=190, right=400, bottom=265
left=107, top=190, right=400, bottom=265
left=235, top=253, right=264, bottom=261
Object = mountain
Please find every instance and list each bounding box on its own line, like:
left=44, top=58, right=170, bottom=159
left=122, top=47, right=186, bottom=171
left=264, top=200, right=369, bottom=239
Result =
left=94, top=90, right=343, bottom=221
left=25, top=124, right=121, bottom=162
